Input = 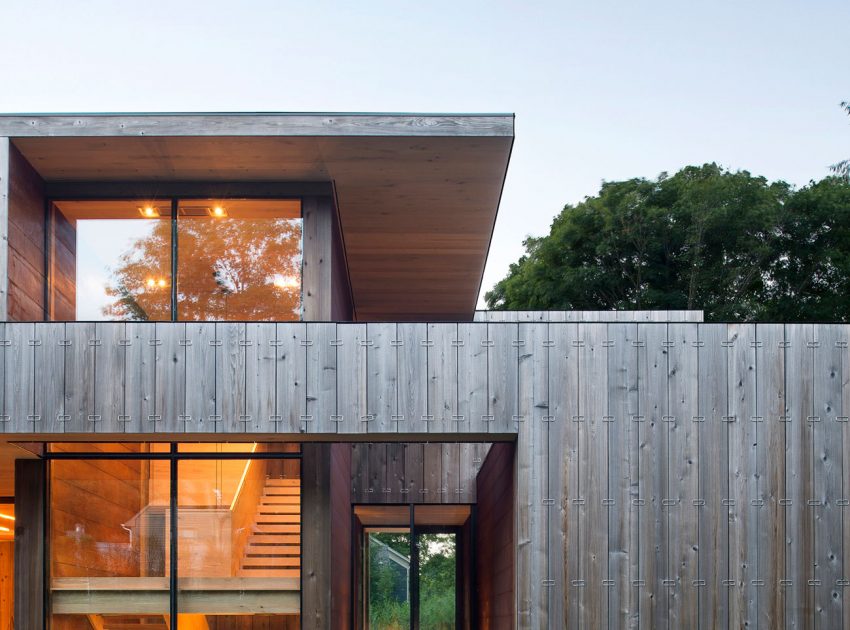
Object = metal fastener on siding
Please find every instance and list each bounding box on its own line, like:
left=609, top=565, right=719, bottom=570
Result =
left=750, top=340, right=763, bottom=348
left=300, top=340, right=313, bottom=347
left=692, top=341, right=705, bottom=347
left=148, top=339, right=162, bottom=346
left=209, top=340, right=222, bottom=346
left=330, top=415, right=343, bottom=423
left=692, top=416, right=705, bottom=423
left=480, top=339, right=495, bottom=347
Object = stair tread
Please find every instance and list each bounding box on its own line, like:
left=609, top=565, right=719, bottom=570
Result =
left=236, top=568, right=299, bottom=578
left=248, top=534, right=300, bottom=544
left=265, top=478, right=300, bottom=486
left=242, top=556, right=300, bottom=567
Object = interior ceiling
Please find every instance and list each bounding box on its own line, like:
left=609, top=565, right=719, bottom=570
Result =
left=12, top=135, right=513, bottom=321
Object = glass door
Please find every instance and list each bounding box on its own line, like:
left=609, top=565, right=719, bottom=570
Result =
left=357, top=505, right=465, bottom=630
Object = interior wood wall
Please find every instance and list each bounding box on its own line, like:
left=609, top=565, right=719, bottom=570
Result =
left=330, top=443, right=352, bottom=629
left=7, top=145, right=45, bottom=321
left=0, top=541, right=12, bottom=630
left=475, top=442, right=515, bottom=629
left=50, top=444, right=144, bottom=578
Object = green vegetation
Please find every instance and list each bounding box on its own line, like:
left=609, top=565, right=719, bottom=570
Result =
left=832, top=101, right=850, bottom=179
left=368, top=532, right=457, bottom=629
left=486, top=164, right=850, bottom=321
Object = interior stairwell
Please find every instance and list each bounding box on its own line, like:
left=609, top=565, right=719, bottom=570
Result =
left=238, top=476, right=301, bottom=578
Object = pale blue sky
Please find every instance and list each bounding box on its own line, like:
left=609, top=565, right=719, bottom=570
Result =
left=1, top=0, right=848, bottom=306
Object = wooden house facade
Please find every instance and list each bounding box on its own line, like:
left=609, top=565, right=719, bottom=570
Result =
left=0, top=114, right=846, bottom=629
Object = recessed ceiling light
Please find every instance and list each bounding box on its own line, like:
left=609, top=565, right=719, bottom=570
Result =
left=209, top=206, right=228, bottom=218
left=139, top=205, right=161, bottom=218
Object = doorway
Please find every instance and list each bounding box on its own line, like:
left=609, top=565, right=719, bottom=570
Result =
left=355, top=505, right=471, bottom=630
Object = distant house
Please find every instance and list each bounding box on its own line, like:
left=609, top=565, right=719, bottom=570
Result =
left=0, top=113, right=843, bottom=629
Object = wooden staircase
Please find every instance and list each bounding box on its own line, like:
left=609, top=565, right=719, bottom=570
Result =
left=237, top=477, right=300, bottom=578
left=92, top=616, right=168, bottom=630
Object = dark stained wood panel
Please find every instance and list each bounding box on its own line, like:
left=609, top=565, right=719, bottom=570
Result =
left=7, top=145, right=45, bottom=322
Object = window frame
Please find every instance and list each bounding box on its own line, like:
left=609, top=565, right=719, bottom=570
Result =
left=45, top=194, right=305, bottom=322
left=44, top=442, right=303, bottom=627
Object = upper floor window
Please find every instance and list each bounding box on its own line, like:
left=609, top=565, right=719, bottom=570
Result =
left=49, top=198, right=302, bottom=321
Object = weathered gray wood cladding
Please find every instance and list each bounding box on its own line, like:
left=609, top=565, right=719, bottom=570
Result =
left=1, top=320, right=849, bottom=627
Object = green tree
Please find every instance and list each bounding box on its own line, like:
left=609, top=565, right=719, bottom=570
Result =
left=486, top=164, right=850, bottom=322
left=832, top=101, right=850, bottom=179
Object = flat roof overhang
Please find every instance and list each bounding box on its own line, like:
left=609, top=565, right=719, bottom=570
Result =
left=0, top=113, right=514, bottom=320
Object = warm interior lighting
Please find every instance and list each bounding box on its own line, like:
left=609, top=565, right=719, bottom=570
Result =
left=0, top=513, right=14, bottom=521
left=138, top=205, right=161, bottom=218
left=0, top=526, right=9, bottom=533
left=146, top=277, right=168, bottom=289
left=157, top=278, right=167, bottom=288
left=209, top=205, right=228, bottom=218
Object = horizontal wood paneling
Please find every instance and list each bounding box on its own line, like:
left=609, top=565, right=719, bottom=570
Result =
left=7, top=144, right=45, bottom=322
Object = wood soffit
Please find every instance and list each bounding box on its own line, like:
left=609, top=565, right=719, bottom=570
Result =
left=5, top=113, right=515, bottom=320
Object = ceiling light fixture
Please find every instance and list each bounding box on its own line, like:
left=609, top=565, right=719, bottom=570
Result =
left=138, top=205, right=161, bottom=218
left=209, top=206, right=228, bottom=218
left=0, top=513, right=13, bottom=521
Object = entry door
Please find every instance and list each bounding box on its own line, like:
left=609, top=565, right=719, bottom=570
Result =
left=357, top=504, right=468, bottom=630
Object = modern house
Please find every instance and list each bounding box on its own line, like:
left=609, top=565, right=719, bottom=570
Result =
left=0, top=112, right=846, bottom=630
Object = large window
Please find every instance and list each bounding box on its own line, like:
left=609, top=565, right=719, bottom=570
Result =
left=47, top=442, right=301, bottom=627
left=49, top=198, right=302, bottom=321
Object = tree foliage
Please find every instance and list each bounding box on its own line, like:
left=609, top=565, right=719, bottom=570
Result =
left=485, top=164, right=850, bottom=321
left=103, top=217, right=301, bottom=320
left=831, top=101, right=850, bottom=179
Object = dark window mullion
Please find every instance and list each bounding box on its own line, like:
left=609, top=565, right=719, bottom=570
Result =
left=171, top=198, right=178, bottom=321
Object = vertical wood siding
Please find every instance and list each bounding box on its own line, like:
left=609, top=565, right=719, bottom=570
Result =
left=2, top=321, right=849, bottom=628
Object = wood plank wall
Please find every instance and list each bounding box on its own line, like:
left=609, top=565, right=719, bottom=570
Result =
left=48, top=204, right=76, bottom=320
left=350, top=443, right=488, bottom=503
left=14, top=459, right=44, bottom=630
left=3, top=321, right=850, bottom=628
left=476, top=442, right=515, bottom=629
left=0, top=541, right=12, bottom=630
left=7, top=145, right=45, bottom=322
left=474, top=310, right=704, bottom=322
left=49, top=443, right=144, bottom=578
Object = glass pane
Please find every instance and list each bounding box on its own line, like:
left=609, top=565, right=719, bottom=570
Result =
left=176, top=199, right=302, bottom=321
left=50, top=458, right=171, bottom=626
left=417, top=533, right=457, bottom=630
left=177, top=457, right=300, bottom=622
left=51, top=199, right=172, bottom=321
left=367, top=531, right=411, bottom=629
